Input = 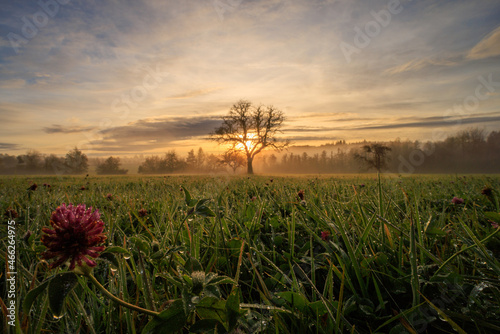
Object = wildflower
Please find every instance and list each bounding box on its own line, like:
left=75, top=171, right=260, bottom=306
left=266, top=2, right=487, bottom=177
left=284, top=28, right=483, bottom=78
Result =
left=481, top=187, right=493, bottom=197
left=80, top=186, right=86, bottom=190
left=43, top=183, right=51, bottom=188
left=41, top=204, right=106, bottom=271
left=27, top=183, right=38, bottom=191
left=297, top=190, right=305, bottom=201
left=451, top=197, right=464, bottom=205
left=321, top=231, right=330, bottom=241
left=491, top=221, right=499, bottom=229
left=4, top=207, right=18, bottom=218
left=138, top=208, right=148, bottom=217
left=106, top=193, right=113, bottom=200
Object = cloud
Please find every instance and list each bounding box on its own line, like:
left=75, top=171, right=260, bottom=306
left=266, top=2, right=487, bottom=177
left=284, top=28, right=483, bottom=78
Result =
left=352, top=113, right=500, bottom=130
left=284, top=135, right=342, bottom=142
left=166, top=88, right=221, bottom=100
left=385, top=57, right=462, bottom=75
left=467, top=26, right=500, bottom=60
left=90, top=116, right=222, bottom=152
left=43, top=125, right=96, bottom=134
left=0, top=143, right=20, bottom=150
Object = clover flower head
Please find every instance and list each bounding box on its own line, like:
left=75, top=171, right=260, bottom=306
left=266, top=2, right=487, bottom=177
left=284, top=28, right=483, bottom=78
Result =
left=4, top=207, right=18, bottom=218
left=451, top=197, right=464, bottom=205
left=481, top=187, right=493, bottom=197
left=41, top=204, right=106, bottom=270
left=297, top=190, right=305, bottom=201
left=138, top=208, right=148, bottom=217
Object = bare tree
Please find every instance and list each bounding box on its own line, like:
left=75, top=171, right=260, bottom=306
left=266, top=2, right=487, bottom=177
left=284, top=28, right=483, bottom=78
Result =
left=210, top=100, right=289, bottom=174
left=355, top=143, right=392, bottom=173
left=219, top=151, right=246, bottom=173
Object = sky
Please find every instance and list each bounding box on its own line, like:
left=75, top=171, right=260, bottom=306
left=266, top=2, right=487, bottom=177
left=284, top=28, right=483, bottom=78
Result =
left=1, top=0, right=500, bottom=157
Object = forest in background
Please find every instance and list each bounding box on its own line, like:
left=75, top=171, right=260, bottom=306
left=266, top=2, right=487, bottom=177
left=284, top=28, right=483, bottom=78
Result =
left=1, top=128, right=499, bottom=175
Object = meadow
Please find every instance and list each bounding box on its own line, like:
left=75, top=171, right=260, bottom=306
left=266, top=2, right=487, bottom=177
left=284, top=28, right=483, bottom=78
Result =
left=1, top=174, right=500, bottom=333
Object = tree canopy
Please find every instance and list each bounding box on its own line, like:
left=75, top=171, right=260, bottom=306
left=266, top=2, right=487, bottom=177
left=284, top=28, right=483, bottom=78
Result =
left=210, top=100, right=289, bottom=174
left=355, top=143, right=392, bottom=173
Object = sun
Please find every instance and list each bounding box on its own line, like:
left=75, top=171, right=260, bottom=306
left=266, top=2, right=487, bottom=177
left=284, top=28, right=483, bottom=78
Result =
left=236, top=133, right=257, bottom=152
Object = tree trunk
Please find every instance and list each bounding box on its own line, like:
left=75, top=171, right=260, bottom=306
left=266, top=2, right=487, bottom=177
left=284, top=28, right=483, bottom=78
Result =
left=247, top=157, right=254, bottom=174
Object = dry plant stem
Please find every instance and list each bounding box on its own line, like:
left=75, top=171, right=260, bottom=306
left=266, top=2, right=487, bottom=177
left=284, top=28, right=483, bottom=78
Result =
left=86, top=273, right=159, bottom=317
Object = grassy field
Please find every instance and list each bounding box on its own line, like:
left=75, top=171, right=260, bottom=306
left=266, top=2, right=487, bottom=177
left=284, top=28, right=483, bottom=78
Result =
left=1, top=174, right=500, bottom=333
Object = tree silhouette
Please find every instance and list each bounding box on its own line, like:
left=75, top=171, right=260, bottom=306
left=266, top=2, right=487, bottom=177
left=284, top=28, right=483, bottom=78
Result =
left=355, top=143, right=391, bottom=173
left=96, top=157, right=128, bottom=175
left=219, top=151, right=246, bottom=173
left=65, top=147, right=89, bottom=174
left=210, top=100, right=289, bottom=174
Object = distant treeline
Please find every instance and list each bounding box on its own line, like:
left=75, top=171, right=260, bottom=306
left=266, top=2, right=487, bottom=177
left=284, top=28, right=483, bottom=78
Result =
left=263, top=128, right=500, bottom=174
left=1, top=128, right=499, bottom=175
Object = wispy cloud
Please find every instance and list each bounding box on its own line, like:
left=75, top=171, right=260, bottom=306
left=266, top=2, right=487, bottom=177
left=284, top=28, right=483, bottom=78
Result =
left=88, top=116, right=222, bottom=152
left=467, top=26, right=500, bottom=60
left=166, top=88, right=221, bottom=100
left=44, top=125, right=96, bottom=134
left=0, top=143, right=20, bottom=151
left=385, top=57, right=462, bottom=75
left=352, top=113, right=500, bottom=131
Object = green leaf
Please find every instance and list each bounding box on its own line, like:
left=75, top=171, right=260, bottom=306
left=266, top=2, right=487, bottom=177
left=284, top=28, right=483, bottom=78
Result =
left=308, top=300, right=329, bottom=316
left=226, top=288, right=241, bottom=331
left=276, top=291, right=308, bottom=313
left=194, top=200, right=216, bottom=218
left=185, top=257, right=203, bottom=273
left=129, top=236, right=150, bottom=253
left=23, top=278, right=51, bottom=314
left=196, top=297, right=227, bottom=324
left=150, top=250, right=165, bottom=260
left=206, top=275, right=235, bottom=286
left=98, top=252, right=119, bottom=268
left=142, top=299, right=187, bottom=334
left=103, top=246, right=131, bottom=255
left=47, top=272, right=78, bottom=317
left=425, top=227, right=447, bottom=236
left=189, top=319, right=225, bottom=333
left=430, top=272, right=463, bottom=284
left=203, top=284, right=221, bottom=299
left=182, top=186, right=198, bottom=207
